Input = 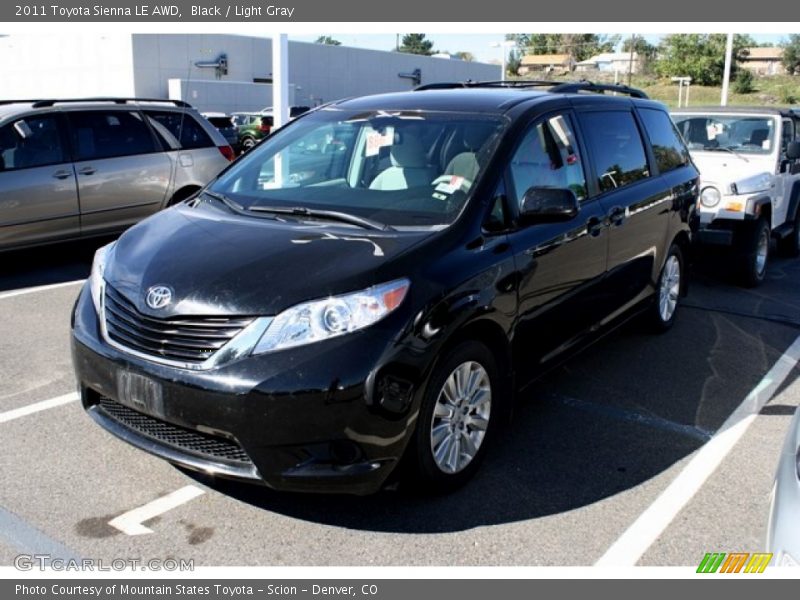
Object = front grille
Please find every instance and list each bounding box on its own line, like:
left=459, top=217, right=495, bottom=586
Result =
left=97, top=397, right=252, bottom=464
left=103, top=284, right=253, bottom=365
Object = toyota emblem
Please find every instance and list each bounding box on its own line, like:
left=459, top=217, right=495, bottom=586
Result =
left=145, top=285, right=173, bottom=310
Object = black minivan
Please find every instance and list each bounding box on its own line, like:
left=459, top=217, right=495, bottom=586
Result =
left=71, top=82, right=699, bottom=494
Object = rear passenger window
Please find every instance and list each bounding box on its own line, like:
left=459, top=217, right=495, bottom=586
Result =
left=0, top=115, right=65, bottom=171
left=69, top=111, right=158, bottom=161
left=639, top=108, right=690, bottom=173
left=508, top=114, right=587, bottom=207
left=145, top=111, right=214, bottom=150
left=580, top=110, right=649, bottom=193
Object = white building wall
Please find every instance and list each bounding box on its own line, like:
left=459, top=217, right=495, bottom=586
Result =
left=0, top=34, right=501, bottom=112
left=0, top=34, right=135, bottom=98
left=167, top=79, right=296, bottom=114
left=130, top=34, right=501, bottom=109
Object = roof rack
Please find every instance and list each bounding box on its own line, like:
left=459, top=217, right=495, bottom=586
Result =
left=414, top=79, right=649, bottom=99
left=4, top=98, right=193, bottom=108
left=549, top=81, right=649, bottom=98
left=415, top=80, right=557, bottom=91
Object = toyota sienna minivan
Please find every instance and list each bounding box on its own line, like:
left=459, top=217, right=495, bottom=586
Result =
left=72, top=82, right=699, bottom=494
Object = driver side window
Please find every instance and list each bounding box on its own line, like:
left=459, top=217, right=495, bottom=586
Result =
left=508, top=114, right=587, bottom=208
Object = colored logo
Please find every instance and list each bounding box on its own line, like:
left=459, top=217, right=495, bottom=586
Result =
left=697, top=552, right=773, bottom=573
left=145, top=285, right=173, bottom=310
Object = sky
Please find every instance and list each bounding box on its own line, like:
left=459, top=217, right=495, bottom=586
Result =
left=291, top=33, right=789, bottom=63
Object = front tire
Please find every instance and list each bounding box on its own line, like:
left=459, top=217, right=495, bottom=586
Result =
left=647, top=243, right=683, bottom=332
left=740, top=217, right=770, bottom=287
left=409, top=341, right=499, bottom=493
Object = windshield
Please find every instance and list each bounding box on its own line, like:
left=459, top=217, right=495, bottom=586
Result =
left=672, top=114, right=777, bottom=155
left=210, top=108, right=507, bottom=228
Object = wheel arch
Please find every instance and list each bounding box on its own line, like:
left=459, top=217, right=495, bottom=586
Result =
left=437, top=317, right=515, bottom=423
left=167, top=185, right=202, bottom=206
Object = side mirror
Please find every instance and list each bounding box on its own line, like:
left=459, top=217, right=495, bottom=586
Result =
left=786, top=141, right=800, bottom=160
left=520, top=187, right=579, bottom=223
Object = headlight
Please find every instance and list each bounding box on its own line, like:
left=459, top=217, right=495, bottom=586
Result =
left=700, top=186, right=721, bottom=208
left=89, top=242, right=115, bottom=314
left=730, top=172, right=771, bottom=195
left=252, top=278, right=410, bottom=354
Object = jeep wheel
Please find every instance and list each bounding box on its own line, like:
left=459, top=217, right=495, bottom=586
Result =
left=646, top=243, right=683, bottom=332
left=241, top=136, right=256, bottom=152
left=777, top=211, right=800, bottom=258
left=409, top=341, right=499, bottom=493
left=741, top=217, right=770, bottom=287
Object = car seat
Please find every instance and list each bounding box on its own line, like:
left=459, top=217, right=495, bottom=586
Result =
left=369, top=133, right=435, bottom=191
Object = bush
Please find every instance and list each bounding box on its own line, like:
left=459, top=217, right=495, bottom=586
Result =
left=734, top=69, right=754, bottom=94
left=779, top=87, right=797, bottom=105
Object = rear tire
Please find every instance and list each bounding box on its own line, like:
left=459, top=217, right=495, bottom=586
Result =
left=777, top=211, right=800, bottom=258
left=241, top=136, right=256, bottom=152
left=646, top=243, right=683, bottom=332
left=408, top=341, right=500, bottom=494
left=740, top=217, right=770, bottom=287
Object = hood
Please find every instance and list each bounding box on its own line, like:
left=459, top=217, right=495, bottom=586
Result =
left=688, top=151, right=775, bottom=187
left=105, top=202, right=429, bottom=318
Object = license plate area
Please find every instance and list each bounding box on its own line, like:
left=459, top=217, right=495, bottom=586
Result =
left=116, top=370, right=164, bottom=418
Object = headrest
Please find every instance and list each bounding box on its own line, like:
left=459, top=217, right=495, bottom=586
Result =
left=390, top=134, right=428, bottom=168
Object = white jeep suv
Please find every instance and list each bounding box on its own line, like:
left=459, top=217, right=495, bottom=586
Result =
left=672, top=107, right=800, bottom=286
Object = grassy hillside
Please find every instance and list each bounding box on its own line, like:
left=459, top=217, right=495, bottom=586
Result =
left=519, top=72, right=800, bottom=108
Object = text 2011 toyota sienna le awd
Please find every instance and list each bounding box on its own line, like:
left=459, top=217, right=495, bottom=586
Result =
left=71, top=82, right=699, bottom=494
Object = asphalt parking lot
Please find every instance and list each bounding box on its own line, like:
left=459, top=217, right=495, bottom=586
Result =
left=1, top=238, right=799, bottom=567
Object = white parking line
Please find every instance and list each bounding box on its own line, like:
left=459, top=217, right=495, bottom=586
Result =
left=595, top=333, right=800, bottom=566
left=0, top=279, right=85, bottom=300
left=0, top=392, right=79, bottom=425
left=108, top=485, right=206, bottom=536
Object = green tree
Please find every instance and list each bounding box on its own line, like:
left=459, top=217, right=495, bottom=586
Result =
left=621, top=35, right=657, bottom=74
left=734, top=69, right=755, bottom=94
left=399, top=34, right=434, bottom=56
left=508, top=33, right=619, bottom=62
left=782, top=34, right=800, bottom=75
left=655, top=34, right=754, bottom=86
left=454, top=51, right=475, bottom=62
left=506, top=48, right=521, bottom=77
left=622, top=35, right=657, bottom=60
left=314, top=35, right=341, bottom=46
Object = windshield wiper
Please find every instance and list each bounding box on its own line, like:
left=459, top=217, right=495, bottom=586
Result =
left=202, top=190, right=245, bottom=212
left=702, top=145, right=749, bottom=162
left=246, top=206, right=393, bottom=231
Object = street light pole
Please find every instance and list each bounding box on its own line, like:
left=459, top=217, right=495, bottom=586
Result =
left=721, top=33, right=734, bottom=106
left=490, top=40, right=515, bottom=82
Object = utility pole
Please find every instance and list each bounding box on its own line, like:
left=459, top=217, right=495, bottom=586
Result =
left=627, top=33, right=636, bottom=87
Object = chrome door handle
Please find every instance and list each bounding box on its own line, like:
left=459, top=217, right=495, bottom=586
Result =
left=78, top=167, right=96, bottom=175
left=52, top=170, right=72, bottom=180
left=586, top=216, right=604, bottom=237
left=608, top=206, right=626, bottom=226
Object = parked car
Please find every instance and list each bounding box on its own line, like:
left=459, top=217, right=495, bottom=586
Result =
left=202, top=112, right=239, bottom=152
left=231, top=112, right=273, bottom=152
left=767, top=406, right=800, bottom=566
left=72, top=82, right=698, bottom=495
left=0, top=98, right=234, bottom=251
left=672, top=107, right=800, bottom=286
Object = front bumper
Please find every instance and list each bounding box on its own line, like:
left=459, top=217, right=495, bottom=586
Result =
left=71, top=283, right=425, bottom=495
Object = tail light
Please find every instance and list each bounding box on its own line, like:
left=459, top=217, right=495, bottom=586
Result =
left=259, top=123, right=271, bottom=134
left=218, top=145, right=235, bottom=161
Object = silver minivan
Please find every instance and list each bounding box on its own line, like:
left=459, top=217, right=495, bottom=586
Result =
left=0, top=98, right=234, bottom=251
